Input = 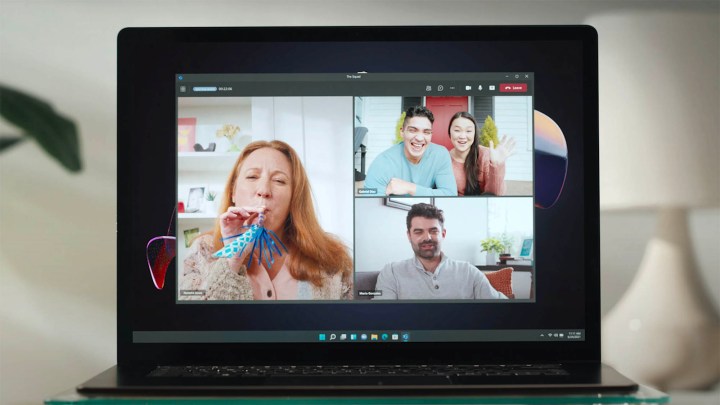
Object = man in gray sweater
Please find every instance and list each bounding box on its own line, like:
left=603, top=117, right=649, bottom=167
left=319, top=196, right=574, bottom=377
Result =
left=373, top=203, right=507, bottom=300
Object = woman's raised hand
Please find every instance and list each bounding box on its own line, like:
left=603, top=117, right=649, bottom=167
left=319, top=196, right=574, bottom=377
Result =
left=488, top=135, right=517, bottom=165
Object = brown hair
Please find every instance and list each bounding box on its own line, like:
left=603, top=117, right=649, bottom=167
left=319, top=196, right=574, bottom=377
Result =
left=212, top=140, right=352, bottom=287
left=406, top=203, right=444, bottom=231
left=403, top=105, right=435, bottom=126
left=448, top=111, right=481, bottom=195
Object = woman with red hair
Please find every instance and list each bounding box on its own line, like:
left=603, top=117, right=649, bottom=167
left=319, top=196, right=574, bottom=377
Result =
left=181, top=140, right=353, bottom=300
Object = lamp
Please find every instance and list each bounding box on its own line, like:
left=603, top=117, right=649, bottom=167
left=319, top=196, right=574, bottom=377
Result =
left=588, top=12, right=720, bottom=389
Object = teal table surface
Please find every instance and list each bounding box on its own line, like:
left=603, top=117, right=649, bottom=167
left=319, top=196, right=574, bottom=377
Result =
left=46, top=384, right=669, bottom=404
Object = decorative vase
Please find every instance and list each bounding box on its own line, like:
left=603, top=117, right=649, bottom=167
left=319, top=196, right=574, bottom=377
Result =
left=602, top=208, right=720, bottom=390
left=486, top=252, right=498, bottom=266
left=215, top=137, right=232, bottom=152
left=202, top=199, right=217, bottom=215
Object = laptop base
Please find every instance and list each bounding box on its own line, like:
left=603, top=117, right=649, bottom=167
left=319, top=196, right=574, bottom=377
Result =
left=78, top=363, right=638, bottom=395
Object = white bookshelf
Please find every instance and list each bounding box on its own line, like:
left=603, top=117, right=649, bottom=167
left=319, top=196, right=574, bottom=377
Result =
left=178, top=152, right=239, bottom=173
left=178, top=213, right=218, bottom=220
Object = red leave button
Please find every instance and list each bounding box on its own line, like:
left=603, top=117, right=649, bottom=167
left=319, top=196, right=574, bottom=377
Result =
left=499, top=83, right=527, bottom=93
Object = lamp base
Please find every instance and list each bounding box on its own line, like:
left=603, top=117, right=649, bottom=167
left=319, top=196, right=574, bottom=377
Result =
left=602, top=208, right=720, bottom=390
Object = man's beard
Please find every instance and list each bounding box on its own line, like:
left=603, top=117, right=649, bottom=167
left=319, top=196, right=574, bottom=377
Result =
left=413, top=240, right=438, bottom=259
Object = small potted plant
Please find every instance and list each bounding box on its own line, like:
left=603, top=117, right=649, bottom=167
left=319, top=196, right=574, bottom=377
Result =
left=480, top=237, right=505, bottom=265
left=204, top=191, right=218, bottom=214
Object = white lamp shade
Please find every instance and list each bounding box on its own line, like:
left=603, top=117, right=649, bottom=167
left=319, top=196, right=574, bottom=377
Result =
left=589, top=11, right=720, bottom=209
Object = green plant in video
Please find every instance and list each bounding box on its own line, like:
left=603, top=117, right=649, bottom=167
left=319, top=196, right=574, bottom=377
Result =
left=0, top=85, right=82, bottom=172
left=393, top=111, right=406, bottom=144
left=479, top=115, right=499, bottom=148
left=480, top=237, right=505, bottom=255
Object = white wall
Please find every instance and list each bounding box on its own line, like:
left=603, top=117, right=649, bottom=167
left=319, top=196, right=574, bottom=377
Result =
left=486, top=197, right=535, bottom=255
left=438, top=198, right=491, bottom=264
left=1, top=2, right=718, bottom=404
left=354, top=198, right=410, bottom=272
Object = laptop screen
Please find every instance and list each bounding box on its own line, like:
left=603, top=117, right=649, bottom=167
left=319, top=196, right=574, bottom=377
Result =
left=122, top=29, right=597, bottom=359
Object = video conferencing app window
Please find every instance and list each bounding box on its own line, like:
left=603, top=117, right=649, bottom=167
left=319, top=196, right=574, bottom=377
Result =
left=175, top=73, right=535, bottom=304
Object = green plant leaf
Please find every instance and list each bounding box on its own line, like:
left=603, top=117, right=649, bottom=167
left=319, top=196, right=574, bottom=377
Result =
left=0, top=136, right=25, bottom=152
left=0, top=85, right=82, bottom=172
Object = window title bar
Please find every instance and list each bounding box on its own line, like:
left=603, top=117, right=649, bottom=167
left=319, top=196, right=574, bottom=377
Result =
left=176, top=73, right=534, bottom=97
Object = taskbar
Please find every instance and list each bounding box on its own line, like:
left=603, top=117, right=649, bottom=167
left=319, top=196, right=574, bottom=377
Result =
left=134, top=329, right=584, bottom=343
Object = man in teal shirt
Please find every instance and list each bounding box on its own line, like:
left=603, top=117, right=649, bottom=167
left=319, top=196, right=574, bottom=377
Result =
left=363, top=106, right=457, bottom=196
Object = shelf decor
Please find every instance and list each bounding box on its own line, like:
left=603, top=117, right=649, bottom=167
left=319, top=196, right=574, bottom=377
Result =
left=178, top=117, right=197, bottom=152
left=186, top=187, right=205, bottom=213
left=215, top=124, right=241, bottom=152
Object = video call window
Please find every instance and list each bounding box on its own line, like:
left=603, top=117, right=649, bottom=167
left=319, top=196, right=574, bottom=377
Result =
left=354, top=197, right=534, bottom=301
left=176, top=96, right=354, bottom=302
left=174, top=79, right=535, bottom=304
left=354, top=96, right=534, bottom=197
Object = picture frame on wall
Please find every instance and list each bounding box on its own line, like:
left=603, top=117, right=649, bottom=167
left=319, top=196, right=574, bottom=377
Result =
left=186, top=187, right=205, bottom=213
left=183, top=228, right=200, bottom=248
left=519, top=238, right=534, bottom=260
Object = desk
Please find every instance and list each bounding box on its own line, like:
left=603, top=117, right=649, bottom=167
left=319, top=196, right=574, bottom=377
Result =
left=46, top=385, right=669, bottom=404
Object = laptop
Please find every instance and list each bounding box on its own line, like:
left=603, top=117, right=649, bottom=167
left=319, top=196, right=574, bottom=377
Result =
left=78, top=25, right=638, bottom=394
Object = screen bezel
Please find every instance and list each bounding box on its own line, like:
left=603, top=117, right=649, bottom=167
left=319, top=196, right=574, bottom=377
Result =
left=117, top=26, right=599, bottom=366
